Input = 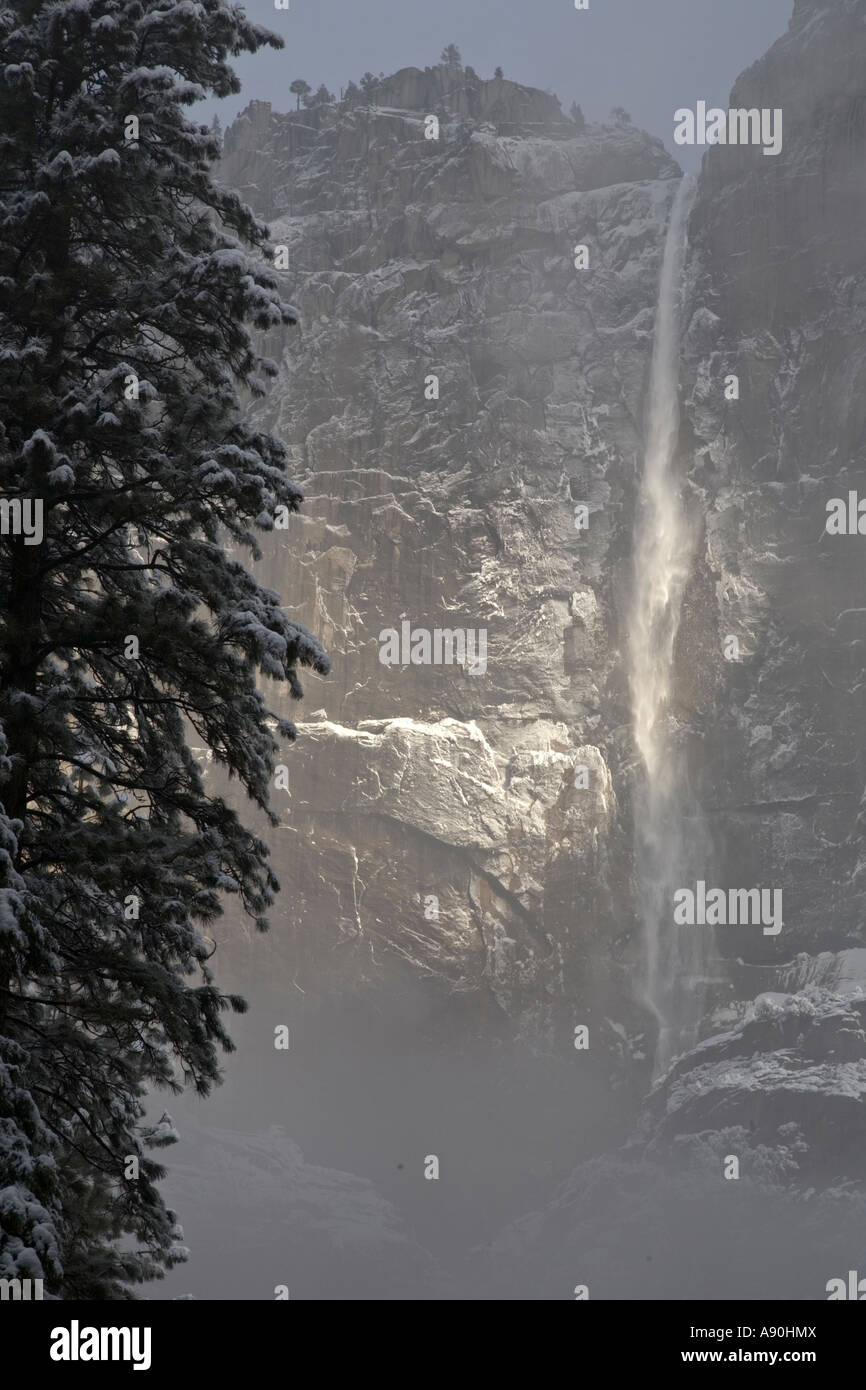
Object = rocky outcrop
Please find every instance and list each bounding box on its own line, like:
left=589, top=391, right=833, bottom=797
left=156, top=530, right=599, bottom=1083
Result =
left=648, top=988, right=866, bottom=1177
left=269, top=717, right=615, bottom=1037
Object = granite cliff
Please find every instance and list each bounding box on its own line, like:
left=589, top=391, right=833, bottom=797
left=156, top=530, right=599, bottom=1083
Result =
left=217, top=65, right=680, bottom=1070
left=160, top=6, right=866, bottom=1298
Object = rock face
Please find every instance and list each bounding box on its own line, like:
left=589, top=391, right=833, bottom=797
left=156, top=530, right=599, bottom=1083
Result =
left=274, top=717, right=615, bottom=1033
left=648, top=988, right=866, bottom=1176
left=669, top=0, right=866, bottom=1157
left=191, top=9, right=866, bottom=1298
left=218, top=68, right=680, bottom=1060
left=680, top=0, right=866, bottom=992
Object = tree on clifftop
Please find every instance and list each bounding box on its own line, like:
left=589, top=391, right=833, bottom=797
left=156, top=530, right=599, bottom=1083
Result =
left=290, top=77, right=311, bottom=109
left=359, top=71, right=379, bottom=103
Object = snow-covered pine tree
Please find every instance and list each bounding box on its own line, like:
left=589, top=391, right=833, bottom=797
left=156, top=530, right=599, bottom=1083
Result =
left=0, top=0, right=329, bottom=1297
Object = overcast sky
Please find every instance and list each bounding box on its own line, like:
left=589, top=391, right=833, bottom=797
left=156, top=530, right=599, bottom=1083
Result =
left=200, top=0, right=794, bottom=169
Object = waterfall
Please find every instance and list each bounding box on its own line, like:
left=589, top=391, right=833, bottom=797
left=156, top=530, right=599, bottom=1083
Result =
left=628, top=174, right=703, bottom=1078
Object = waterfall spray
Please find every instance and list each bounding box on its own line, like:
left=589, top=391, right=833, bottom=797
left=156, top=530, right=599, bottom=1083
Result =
left=628, top=174, right=704, bottom=1078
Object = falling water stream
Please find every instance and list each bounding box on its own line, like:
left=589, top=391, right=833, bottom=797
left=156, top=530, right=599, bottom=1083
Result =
left=628, top=175, right=704, bottom=1078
